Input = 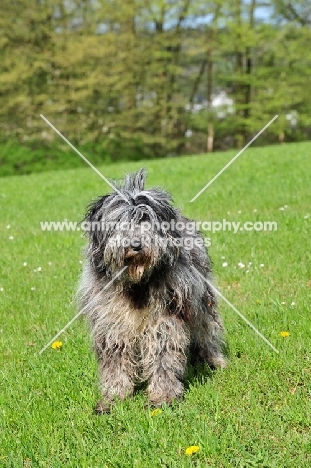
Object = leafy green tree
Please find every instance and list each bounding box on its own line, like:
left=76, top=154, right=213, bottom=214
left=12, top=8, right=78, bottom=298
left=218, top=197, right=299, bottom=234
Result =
left=0, top=0, right=311, bottom=176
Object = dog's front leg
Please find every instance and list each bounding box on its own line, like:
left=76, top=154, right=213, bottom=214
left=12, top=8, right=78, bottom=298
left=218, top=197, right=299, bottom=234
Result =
left=95, top=339, right=136, bottom=414
left=143, top=316, right=190, bottom=407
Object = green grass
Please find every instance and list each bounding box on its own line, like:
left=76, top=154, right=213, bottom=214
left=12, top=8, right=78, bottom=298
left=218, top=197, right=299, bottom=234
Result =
left=0, top=140, right=113, bottom=177
left=1, top=141, right=311, bottom=467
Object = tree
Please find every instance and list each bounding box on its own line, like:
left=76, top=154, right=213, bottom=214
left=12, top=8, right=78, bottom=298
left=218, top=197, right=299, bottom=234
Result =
left=0, top=0, right=311, bottom=175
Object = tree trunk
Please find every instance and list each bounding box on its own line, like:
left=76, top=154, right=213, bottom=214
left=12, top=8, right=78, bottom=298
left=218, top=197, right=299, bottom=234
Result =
left=206, top=58, right=214, bottom=153
left=207, top=123, right=214, bottom=153
left=279, top=131, right=285, bottom=144
left=205, top=4, right=220, bottom=153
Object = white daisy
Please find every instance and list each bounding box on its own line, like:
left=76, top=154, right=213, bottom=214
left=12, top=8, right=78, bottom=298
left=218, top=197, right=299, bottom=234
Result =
left=222, top=262, right=228, bottom=267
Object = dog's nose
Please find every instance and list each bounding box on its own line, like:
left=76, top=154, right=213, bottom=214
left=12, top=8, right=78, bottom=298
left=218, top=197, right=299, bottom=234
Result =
left=131, top=240, right=142, bottom=252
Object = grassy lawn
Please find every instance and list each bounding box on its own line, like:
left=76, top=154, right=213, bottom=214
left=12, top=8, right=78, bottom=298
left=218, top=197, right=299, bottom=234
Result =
left=0, top=141, right=311, bottom=467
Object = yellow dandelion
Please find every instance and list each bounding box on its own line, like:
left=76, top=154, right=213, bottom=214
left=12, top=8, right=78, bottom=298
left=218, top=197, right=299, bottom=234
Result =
left=51, top=341, right=62, bottom=350
left=256, top=300, right=261, bottom=304
left=185, top=445, right=200, bottom=455
left=280, top=331, right=290, bottom=338
left=151, top=408, right=162, bottom=417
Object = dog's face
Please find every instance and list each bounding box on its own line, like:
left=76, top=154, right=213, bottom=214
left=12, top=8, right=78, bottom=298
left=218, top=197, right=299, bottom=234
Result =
left=83, top=169, right=181, bottom=283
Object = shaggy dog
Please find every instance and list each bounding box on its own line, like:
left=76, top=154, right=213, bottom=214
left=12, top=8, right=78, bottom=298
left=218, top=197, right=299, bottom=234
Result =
left=78, top=169, right=226, bottom=413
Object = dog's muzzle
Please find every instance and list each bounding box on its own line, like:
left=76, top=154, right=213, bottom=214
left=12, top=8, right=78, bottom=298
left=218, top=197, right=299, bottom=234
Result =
left=124, top=239, right=149, bottom=282
left=125, top=239, right=143, bottom=259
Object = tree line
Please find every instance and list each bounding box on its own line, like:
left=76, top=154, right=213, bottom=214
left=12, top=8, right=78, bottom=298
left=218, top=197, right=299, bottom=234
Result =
left=0, top=0, right=310, bottom=166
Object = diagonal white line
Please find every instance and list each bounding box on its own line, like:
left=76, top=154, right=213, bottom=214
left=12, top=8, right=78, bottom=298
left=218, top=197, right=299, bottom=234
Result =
left=190, top=115, right=278, bottom=202
left=39, top=114, right=279, bottom=357
left=39, top=266, right=128, bottom=355
left=193, top=267, right=279, bottom=353
left=40, top=114, right=129, bottom=203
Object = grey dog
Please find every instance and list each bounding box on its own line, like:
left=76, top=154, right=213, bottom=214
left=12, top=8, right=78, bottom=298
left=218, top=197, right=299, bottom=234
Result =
left=78, top=169, right=226, bottom=413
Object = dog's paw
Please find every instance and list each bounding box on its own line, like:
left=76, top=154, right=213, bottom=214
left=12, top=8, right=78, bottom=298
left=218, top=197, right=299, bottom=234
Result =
left=208, top=355, right=227, bottom=370
left=148, top=390, right=184, bottom=408
left=149, top=395, right=183, bottom=408
left=94, top=399, right=112, bottom=415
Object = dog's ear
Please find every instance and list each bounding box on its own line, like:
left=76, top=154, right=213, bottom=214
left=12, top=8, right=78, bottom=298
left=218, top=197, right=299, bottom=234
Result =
left=84, top=195, right=109, bottom=223
left=82, top=195, right=110, bottom=272
left=124, top=168, right=146, bottom=193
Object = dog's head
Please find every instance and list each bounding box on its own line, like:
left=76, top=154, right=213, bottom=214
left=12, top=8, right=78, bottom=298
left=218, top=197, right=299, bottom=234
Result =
left=83, top=169, right=184, bottom=283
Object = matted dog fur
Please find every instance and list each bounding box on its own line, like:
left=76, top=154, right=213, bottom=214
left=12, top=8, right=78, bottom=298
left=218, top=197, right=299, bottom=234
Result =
left=78, top=169, right=226, bottom=413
